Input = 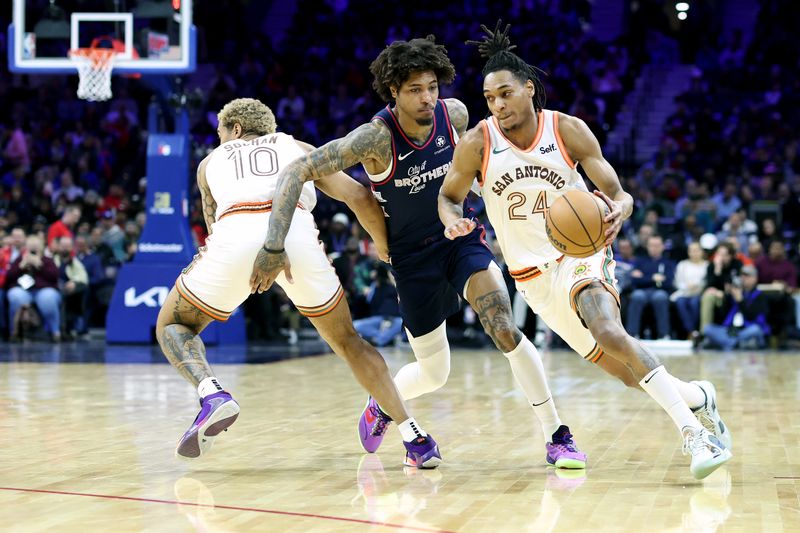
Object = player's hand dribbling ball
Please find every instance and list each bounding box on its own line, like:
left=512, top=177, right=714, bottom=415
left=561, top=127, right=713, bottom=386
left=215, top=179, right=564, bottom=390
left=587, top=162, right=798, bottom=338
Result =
left=545, top=189, right=610, bottom=258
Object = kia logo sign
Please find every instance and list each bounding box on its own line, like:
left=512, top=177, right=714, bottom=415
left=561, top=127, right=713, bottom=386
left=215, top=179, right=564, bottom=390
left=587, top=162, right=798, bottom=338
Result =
left=124, top=286, right=169, bottom=307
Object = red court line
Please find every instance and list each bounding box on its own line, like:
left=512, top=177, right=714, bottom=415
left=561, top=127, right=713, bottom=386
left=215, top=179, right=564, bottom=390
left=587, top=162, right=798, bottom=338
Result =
left=0, top=486, right=455, bottom=533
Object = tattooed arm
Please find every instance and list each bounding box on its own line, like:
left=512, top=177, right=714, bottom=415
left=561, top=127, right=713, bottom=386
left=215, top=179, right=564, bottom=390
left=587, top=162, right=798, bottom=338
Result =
left=197, top=155, right=216, bottom=235
left=249, top=122, right=391, bottom=293
left=438, top=124, right=485, bottom=239
left=558, top=112, right=633, bottom=246
left=444, top=98, right=469, bottom=137
left=295, top=140, right=389, bottom=261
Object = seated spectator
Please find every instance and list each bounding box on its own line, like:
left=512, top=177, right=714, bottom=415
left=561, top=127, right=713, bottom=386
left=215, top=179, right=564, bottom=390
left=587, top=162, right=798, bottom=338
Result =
left=747, top=241, right=764, bottom=264
left=700, top=242, right=742, bottom=333
left=323, top=212, right=351, bottom=258
left=5, top=235, right=62, bottom=341
left=51, top=168, right=85, bottom=206
left=756, top=218, right=778, bottom=254
left=703, top=265, right=769, bottom=350
left=756, top=240, right=797, bottom=339
left=711, top=182, right=742, bottom=226
left=0, top=228, right=26, bottom=336
left=75, top=233, right=108, bottom=330
left=631, top=223, right=655, bottom=257
left=671, top=241, right=708, bottom=339
left=99, top=211, right=127, bottom=263
left=47, top=204, right=82, bottom=248
left=757, top=240, right=798, bottom=289
left=723, top=235, right=754, bottom=267
left=716, top=211, right=751, bottom=256
left=627, top=235, right=675, bottom=339
left=353, top=263, right=403, bottom=347
left=332, top=237, right=370, bottom=317
left=614, top=238, right=636, bottom=294
left=53, top=236, right=89, bottom=337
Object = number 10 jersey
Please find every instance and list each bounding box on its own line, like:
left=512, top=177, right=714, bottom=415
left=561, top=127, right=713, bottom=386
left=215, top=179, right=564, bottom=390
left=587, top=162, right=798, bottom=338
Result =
left=205, top=132, right=318, bottom=219
left=477, top=109, right=586, bottom=274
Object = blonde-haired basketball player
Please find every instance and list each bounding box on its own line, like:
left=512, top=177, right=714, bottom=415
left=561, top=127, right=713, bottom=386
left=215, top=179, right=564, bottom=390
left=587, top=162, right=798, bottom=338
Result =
left=157, top=98, right=441, bottom=468
left=439, top=22, right=731, bottom=479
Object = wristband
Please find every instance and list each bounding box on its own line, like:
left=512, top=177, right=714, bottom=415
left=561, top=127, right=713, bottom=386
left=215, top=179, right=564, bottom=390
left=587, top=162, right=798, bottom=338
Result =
left=262, top=246, right=285, bottom=254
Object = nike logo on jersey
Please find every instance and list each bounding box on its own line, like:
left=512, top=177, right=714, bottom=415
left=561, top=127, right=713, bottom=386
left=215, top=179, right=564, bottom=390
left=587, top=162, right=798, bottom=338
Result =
left=398, top=150, right=415, bottom=160
left=493, top=147, right=510, bottom=154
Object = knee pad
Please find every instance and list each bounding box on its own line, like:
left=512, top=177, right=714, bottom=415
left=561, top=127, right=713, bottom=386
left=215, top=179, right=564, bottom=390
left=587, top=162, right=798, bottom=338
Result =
left=407, top=321, right=451, bottom=389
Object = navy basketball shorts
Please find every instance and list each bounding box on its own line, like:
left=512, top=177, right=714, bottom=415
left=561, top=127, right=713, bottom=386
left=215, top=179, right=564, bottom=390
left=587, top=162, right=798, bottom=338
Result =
left=391, top=230, right=494, bottom=337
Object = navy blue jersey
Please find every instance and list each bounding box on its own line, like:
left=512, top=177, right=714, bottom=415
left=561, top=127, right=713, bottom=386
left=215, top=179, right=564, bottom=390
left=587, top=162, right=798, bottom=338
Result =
left=367, top=100, right=463, bottom=256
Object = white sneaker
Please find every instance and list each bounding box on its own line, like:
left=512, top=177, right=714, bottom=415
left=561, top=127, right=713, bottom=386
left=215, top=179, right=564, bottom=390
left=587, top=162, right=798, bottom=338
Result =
left=683, top=426, right=732, bottom=480
left=692, top=380, right=732, bottom=450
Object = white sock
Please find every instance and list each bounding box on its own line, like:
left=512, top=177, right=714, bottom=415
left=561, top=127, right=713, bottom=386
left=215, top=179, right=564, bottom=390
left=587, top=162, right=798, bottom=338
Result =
left=394, top=323, right=451, bottom=400
left=197, top=377, right=223, bottom=398
left=504, top=337, right=562, bottom=437
left=639, top=366, right=703, bottom=433
left=398, top=417, right=428, bottom=442
left=671, top=377, right=706, bottom=410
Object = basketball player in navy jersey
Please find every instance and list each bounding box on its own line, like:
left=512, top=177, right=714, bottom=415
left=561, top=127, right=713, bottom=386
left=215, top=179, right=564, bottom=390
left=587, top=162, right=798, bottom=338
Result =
left=438, top=22, right=731, bottom=479
left=254, top=35, right=587, bottom=469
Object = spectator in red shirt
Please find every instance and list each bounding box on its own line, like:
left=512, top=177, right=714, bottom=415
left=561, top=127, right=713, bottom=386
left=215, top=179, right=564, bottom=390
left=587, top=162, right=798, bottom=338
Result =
left=46, top=205, right=82, bottom=248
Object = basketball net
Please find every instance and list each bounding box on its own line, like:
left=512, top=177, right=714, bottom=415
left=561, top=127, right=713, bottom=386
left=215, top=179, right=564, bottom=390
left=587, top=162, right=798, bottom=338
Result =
left=69, top=48, right=117, bottom=102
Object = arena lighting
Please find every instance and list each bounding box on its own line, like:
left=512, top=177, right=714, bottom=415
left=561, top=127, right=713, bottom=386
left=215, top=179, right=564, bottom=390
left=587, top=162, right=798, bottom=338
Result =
left=675, top=2, right=690, bottom=11
left=677, top=11, right=688, bottom=20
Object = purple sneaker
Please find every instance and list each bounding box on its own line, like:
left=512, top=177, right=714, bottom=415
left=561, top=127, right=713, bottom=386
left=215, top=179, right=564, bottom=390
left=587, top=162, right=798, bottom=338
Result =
left=545, top=425, right=587, bottom=469
left=176, top=391, right=240, bottom=459
left=403, top=435, right=442, bottom=469
left=358, top=396, right=392, bottom=453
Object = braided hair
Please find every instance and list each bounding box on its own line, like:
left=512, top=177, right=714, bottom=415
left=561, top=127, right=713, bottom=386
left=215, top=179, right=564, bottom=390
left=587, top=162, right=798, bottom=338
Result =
left=466, top=20, right=547, bottom=112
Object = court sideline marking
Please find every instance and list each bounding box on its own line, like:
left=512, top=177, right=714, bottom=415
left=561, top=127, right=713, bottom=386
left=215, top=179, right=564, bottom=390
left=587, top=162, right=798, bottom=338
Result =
left=0, top=486, right=456, bottom=532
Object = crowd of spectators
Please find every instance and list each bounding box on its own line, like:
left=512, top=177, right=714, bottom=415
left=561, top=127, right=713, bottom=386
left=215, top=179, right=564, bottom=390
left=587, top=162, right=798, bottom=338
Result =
left=0, top=1, right=798, bottom=351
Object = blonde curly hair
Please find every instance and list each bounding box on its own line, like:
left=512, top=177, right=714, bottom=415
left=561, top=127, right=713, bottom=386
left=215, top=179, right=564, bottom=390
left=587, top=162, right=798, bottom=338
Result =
left=217, top=98, right=277, bottom=136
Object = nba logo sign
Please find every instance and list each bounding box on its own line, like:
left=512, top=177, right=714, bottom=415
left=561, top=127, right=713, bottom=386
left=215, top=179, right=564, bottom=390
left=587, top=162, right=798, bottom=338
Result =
left=435, top=136, right=446, bottom=148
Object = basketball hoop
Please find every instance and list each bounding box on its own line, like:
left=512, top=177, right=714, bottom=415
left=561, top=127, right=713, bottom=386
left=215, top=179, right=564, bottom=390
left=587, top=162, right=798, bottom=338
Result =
left=69, top=47, right=117, bottom=102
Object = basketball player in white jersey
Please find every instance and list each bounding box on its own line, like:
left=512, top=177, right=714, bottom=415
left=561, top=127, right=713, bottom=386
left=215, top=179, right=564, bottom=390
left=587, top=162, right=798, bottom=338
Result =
left=439, top=22, right=732, bottom=479
left=157, top=98, right=441, bottom=468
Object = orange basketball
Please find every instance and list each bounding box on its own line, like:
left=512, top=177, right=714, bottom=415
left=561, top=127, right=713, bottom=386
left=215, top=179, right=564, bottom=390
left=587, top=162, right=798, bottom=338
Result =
left=545, top=190, right=610, bottom=258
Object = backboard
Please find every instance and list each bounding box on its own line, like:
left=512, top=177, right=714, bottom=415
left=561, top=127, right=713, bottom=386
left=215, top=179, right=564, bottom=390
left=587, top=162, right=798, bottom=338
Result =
left=9, top=0, right=196, bottom=74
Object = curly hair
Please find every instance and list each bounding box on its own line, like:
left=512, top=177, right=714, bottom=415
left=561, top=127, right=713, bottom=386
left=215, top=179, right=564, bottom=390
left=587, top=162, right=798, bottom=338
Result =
left=369, top=35, right=456, bottom=103
left=467, top=20, right=547, bottom=112
left=217, top=98, right=276, bottom=136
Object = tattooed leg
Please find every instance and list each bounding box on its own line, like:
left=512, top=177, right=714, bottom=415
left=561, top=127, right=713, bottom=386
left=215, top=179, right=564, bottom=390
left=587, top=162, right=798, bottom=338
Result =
left=465, top=268, right=564, bottom=434
left=465, top=269, right=521, bottom=352
left=156, top=286, right=215, bottom=387
left=576, top=282, right=661, bottom=380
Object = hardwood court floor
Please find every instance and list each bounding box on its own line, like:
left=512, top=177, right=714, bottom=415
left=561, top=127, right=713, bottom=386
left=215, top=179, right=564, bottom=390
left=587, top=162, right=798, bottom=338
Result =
left=1, top=345, right=798, bottom=532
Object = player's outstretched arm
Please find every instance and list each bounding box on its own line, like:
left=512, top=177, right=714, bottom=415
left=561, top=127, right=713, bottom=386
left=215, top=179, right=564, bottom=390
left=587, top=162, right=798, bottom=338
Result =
left=438, top=124, right=485, bottom=240
left=295, top=140, right=389, bottom=259
left=196, top=155, right=216, bottom=236
left=264, top=122, right=390, bottom=251
left=558, top=113, right=633, bottom=246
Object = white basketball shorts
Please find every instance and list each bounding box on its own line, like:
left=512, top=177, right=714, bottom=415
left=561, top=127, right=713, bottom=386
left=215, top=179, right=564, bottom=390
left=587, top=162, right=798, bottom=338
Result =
left=177, top=203, right=344, bottom=321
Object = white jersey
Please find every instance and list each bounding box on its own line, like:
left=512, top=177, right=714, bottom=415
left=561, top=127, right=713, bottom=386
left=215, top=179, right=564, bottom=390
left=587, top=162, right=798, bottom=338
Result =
left=478, top=109, right=586, bottom=277
left=204, top=132, right=317, bottom=219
